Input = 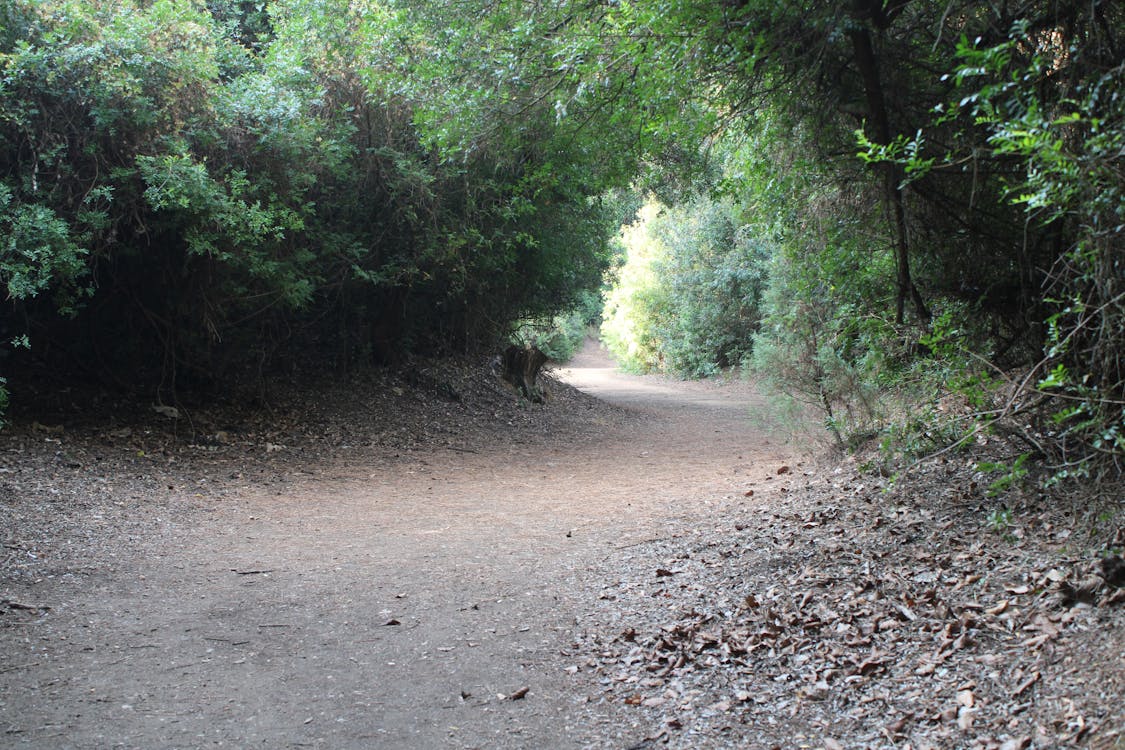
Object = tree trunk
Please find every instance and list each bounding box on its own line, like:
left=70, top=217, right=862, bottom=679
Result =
left=848, top=3, right=930, bottom=325
left=500, top=345, right=549, bottom=402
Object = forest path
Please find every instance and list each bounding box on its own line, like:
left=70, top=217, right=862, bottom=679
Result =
left=2, top=340, right=802, bottom=749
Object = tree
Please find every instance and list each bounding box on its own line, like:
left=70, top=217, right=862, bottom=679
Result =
left=0, top=0, right=621, bottom=400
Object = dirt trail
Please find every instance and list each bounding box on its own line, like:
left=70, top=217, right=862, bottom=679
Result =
left=1, top=341, right=801, bottom=749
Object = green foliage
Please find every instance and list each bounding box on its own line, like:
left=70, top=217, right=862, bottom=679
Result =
left=0, top=0, right=620, bottom=395
left=743, top=117, right=902, bottom=444
left=743, top=111, right=1012, bottom=455
left=855, top=128, right=936, bottom=183
left=206, top=0, right=273, bottom=51
left=136, top=149, right=313, bottom=307
left=601, top=192, right=766, bottom=378
left=939, top=17, right=1125, bottom=483
left=978, top=453, right=1031, bottom=498
left=512, top=285, right=604, bottom=364
left=725, top=3, right=1124, bottom=491
left=601, top=201, right=671, bottom=373
left=986, top=507, right=1015, bottom=539
left=1, top=0, right=1121, bottom=512
left=652, top=198, right=767, bottom=377
left=0, top=184, right=89, bottom=313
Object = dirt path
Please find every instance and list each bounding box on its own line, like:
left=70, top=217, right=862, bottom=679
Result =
left=1, top=341, right=804, bottom=749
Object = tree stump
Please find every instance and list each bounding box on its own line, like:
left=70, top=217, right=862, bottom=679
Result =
left=500, top=345, right=549, bottom=403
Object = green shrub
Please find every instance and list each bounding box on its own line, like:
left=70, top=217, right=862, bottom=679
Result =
left=600, top=193, right=767, bottom=377
left=0, top=184, right=89, bottom=314
left=0, top=0, right=620, bottom=397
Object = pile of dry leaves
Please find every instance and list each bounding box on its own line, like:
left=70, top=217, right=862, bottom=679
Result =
left=568, top=456, right=1123, bottom=749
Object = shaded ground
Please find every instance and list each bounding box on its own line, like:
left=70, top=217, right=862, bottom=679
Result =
left=1, top=340, right=1122, bottom=749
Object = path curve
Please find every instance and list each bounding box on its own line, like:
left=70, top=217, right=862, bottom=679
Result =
left=2, top=340, right=800, bottom=749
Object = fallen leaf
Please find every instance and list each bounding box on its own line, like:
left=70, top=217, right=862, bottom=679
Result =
left=1012, top=671, right=1040, bottom=697
left=853, top=652, right=887, bottom=675
left=806, top=680, right=830, bottom=701
left=886, top=715, right=910, bottom=736
left=985, top=599, right=1010, bottom=616
left=505, top=686, right=529, bottom=701
left=777, top=465, right=791, bottom=475
left=1103, top=588, right=1125, bottom=606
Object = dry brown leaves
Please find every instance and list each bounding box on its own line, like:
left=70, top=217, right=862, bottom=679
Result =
left=567, top=459, right=1124, bottom=749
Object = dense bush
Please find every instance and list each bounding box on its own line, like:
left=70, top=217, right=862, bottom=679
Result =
left=512, top=288, right=602, bottom=363
left=602, top=195, right=766, bottom=378
left=943, top=20, right=1125, bottom=482
left=0, top=0, right=618, bottom=404
left=635, top=1, right=1122, bottom=486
